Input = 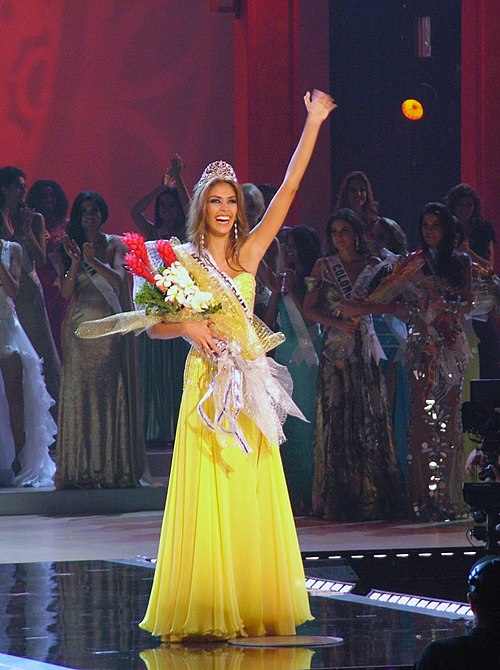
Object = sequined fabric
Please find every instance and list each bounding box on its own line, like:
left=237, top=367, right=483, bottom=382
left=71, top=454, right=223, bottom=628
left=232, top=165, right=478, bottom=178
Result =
left=406, top=272, right=471, bottom=521
left=55, top=235, right=146, bottom=489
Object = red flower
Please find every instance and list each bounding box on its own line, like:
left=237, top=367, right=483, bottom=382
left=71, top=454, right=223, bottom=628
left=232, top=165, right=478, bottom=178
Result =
left=121, top=232, right=150, bottom=264
left=124, top=251, right=156, bottom=285
left=156, top=239, right=177, bottom=268
left=398, top=249, right=424, bottom=271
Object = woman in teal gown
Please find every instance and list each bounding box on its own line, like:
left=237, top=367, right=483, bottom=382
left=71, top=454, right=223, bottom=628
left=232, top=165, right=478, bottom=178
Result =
left=263, top=225, right=322, bottom=515
left=130, top=157, right=190, bottom=446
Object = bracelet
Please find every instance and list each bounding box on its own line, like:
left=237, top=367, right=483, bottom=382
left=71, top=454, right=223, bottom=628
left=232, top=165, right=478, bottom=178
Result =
left=64, top=273, right=76, bottom=282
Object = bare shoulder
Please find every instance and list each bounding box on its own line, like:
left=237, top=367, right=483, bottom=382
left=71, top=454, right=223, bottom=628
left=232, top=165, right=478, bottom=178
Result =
left=310, top=257, right=327, bottom=276
left=108, top=234, right=126, bottom=249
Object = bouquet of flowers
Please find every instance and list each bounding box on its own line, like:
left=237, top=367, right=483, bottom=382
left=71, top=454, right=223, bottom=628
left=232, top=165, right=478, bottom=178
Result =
left=470, top=261, right=500, bottom=320
left=362, top=251, right=425, bottom=305
left=121, top=232, right=221, bottom=319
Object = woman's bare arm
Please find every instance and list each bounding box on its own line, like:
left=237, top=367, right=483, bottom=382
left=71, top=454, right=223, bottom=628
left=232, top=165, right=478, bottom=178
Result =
left=240, top=90, right=336, bottom=273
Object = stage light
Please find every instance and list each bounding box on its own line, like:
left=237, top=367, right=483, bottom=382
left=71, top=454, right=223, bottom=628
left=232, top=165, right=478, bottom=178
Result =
left=401, top=82, right=438, bottom=122
left=368, top=589, right=472, bottom=618
left=306, top=577, right=356, bottom=594
left=402, top=98, right=424, bottom=121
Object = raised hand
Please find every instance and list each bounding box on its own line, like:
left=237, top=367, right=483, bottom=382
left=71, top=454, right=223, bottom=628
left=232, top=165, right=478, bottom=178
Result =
left=62, top=234, right=81, bottom=262
left=82, top=241, right=97, bottom=265
left=304, top=89, right=337, bottom=122
left=263, top=264, right=281, bottom=294
left=169, top=153, right=185, bottom=180
left=18, top=205, right=35, bottom=235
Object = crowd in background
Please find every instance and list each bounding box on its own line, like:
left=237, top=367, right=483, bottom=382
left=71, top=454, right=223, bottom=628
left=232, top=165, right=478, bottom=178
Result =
left=1, top=160, right=499, bottom=523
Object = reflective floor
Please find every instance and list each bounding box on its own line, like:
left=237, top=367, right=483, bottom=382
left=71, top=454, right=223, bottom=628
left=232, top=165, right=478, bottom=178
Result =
left=0, top=558, right=474, bottom=670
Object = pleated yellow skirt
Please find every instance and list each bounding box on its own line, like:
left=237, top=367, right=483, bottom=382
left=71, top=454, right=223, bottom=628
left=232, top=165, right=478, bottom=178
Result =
left=140, top=351, right=312, bottom=641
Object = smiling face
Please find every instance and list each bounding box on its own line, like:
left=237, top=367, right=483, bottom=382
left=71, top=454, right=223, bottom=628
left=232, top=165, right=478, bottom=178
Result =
left=205, top=181, right=238, bottom=238
left=346, top=178, right=367, bottom=213
left=330, top=218, right=356, bottom=254
left=80, top=198, right=103, bottom=238
left=421, top=212, right=443, bottom=249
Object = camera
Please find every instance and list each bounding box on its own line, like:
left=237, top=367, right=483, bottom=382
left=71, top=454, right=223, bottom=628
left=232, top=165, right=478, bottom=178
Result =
left=462, top=381, right=500, bottom=553
left=462, top=379, right=500, bottom=481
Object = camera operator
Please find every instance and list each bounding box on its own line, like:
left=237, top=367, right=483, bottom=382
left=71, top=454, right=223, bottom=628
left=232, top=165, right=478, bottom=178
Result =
left=413, top=556, right=500, bottom=669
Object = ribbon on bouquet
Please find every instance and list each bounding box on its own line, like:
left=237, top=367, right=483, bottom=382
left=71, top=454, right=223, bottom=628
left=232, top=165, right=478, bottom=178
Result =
left=196, top=342, right=308, bottom=454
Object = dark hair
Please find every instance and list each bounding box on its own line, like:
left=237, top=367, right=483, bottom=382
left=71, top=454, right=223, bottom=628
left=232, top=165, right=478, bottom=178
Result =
left=154, top=187, right=185, bottom=233
left=446, top=183, right=482, bottom=222
left=286, top=225, right=322, bottom=278
left=63, top=191, right=109, bottom=271
left=375, top=217, right=408, bottom=255
left=325, top=207, right=369, bottom=256
left=419, top=202, right=467, bottom=288
left=0, top=165, right=26, bottom=189
left=256, top=183, right=278, bottom=211
left=335, top=171, right=379, bottom=226
left=468, top=557, right=500, bottom=618
left=26, top=179, right=69, bottom=221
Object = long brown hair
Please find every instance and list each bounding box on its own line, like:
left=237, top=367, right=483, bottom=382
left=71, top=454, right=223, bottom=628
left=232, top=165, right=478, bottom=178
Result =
left=186, top=178, right=249, bottom=271
left=336, top=171, right=379, bottom=226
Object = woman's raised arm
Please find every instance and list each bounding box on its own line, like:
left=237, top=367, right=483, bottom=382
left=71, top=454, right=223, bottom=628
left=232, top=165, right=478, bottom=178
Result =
left=240, top=90, right=336, bottom=272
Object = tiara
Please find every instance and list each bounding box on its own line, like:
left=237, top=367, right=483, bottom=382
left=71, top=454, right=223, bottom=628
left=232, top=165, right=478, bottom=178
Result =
left=195, top=161, right=237, bottom=189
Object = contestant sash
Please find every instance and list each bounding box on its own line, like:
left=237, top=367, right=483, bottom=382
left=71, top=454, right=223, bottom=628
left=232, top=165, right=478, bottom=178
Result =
left=326, top=254, right=385, bottom=364
left=81, top=236, right=122, bottom=314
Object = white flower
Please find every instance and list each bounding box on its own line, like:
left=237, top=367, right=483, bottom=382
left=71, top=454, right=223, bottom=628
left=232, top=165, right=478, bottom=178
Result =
left=153, top=261, right=215, bottom=313
left=169, top=262, right=195, bottom=290
left=189, top=291, right=214, bottom=312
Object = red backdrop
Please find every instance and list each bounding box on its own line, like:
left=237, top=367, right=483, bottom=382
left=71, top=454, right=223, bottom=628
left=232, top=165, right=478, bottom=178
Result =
left=462, top=0, right=500, bottom=269
left=2, top=1, right=497, bottom=248
left=0, top=0, right=234, bottom=232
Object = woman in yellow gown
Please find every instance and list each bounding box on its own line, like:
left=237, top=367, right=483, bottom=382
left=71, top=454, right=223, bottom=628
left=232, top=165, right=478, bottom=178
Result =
left=139, top=90, right=336, bottom=642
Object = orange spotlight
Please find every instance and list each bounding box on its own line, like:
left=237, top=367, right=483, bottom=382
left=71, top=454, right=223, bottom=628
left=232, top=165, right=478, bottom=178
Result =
left=402, top=98, right=424, bottom=121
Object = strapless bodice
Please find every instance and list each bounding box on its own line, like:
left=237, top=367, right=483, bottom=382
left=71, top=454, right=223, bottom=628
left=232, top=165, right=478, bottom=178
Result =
left=232, top=272, right=256, bottom=309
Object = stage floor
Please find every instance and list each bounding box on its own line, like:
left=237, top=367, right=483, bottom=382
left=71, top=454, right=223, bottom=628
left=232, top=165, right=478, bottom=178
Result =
left=0, top=512, right=486, bottom=669
left=0, top=511, right=477, bottom=563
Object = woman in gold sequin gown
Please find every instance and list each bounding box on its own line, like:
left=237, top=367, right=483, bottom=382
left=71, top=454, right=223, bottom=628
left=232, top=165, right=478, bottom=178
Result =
left=55, top=192, right=146, bottom=489
left=406, top=203, right=473, bottom=521
left=139, top=90, right=336, bottom=641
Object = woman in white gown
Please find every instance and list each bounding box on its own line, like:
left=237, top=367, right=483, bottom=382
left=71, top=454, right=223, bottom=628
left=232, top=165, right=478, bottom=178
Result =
left=0, top=222, right=56, bottom=487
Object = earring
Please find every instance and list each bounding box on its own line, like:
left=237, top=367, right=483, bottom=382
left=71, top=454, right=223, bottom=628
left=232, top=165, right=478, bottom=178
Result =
left=200, top=233, right=205, bottom=250
left=233, top=221, right=238, bottom=240
left=355, top=236, right=360, bottom=252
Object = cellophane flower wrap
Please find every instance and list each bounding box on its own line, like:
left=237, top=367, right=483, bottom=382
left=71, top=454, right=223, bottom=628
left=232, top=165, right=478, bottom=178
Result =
left=122, top=233, right=222, bottom=319
left=360, top=251, right=425, bottom=304
left=75, top=234, right=305, bottom=454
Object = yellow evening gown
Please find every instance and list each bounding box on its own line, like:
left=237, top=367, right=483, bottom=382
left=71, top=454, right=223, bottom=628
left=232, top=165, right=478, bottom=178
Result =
left=140, top=273, right=312, bottom=641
